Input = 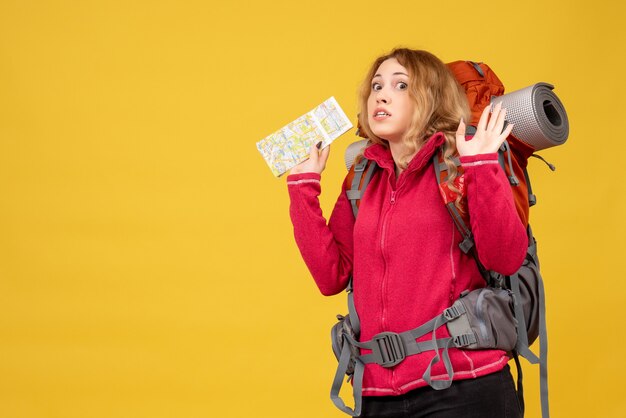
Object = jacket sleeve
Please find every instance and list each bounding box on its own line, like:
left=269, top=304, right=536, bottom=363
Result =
left=287, top=172, right=355, bottom=296
left=460, top=153, right=528, bottom=275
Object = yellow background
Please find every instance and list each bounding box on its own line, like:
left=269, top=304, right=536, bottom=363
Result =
left=1, top=1, right=624, bottom=417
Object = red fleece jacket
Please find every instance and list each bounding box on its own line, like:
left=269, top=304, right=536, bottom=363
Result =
left=287, top=132, right=528, bottom=396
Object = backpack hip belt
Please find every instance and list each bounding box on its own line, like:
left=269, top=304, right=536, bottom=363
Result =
left=347, top=301, right=476, bottom=369
left=330, top=273, right=535, bottom=417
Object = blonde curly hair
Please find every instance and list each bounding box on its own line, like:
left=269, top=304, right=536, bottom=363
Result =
left=358, top=48, right=471, bottom=206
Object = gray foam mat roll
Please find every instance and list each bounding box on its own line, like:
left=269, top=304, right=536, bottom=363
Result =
left=492, top=83, right=569, bottom=151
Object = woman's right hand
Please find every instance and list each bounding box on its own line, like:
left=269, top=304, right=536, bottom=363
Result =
left=289, top=141, right=330, bottom=175
left=455, top=101, right=514, bottom=157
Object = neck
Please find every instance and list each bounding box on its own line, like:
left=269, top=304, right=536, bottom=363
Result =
left=388, top=140, right=418, bottom=177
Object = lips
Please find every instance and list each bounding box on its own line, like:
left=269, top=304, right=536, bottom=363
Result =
left=373, top=108, right=391, bottom=121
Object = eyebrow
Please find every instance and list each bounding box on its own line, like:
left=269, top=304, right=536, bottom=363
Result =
left=373, top=72, right=409, bottom=78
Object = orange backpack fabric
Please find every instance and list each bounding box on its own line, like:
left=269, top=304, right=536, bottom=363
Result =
left=446, top=61, right=505, bottom=126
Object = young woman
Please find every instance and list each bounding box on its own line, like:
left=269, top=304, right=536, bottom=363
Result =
left=287, top=48, right=527, bottom=417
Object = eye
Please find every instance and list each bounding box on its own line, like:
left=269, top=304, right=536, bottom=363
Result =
left=372, top=82, right=382, bottom=92
left=397, top=81, right=408, bottom=90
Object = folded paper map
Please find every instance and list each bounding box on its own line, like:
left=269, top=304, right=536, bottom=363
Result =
left=256, top=97, right=353, bottom=177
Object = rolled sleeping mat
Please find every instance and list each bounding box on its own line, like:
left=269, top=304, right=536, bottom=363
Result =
left=344, top=83, right=568, bottom=169
left=491, top=82, right=569, bottom=151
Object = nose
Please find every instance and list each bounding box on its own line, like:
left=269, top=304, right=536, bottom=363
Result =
left=376, top=89, right=390, bottom=104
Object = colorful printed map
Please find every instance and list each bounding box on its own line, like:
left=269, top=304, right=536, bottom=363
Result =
left=256, top=97, right=353, bottom=177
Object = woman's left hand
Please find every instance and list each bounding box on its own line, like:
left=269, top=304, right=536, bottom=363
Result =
left=455, top=101, right=514, bottom=157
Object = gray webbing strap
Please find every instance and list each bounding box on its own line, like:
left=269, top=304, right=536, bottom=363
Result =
left=537, top=247, right=550, bottom=418
left=357, top=336, right=459, bottom=365
left=497, top=144, right=507, bottom=174
left=360, top=162, right=377, bottom=202
left=353, top=306, right=471, bottom=365
left=348, top=159, right=367, bottom=218
left=446, top=202, right=474, bottom=254
left=433, top=153, right=459, bottom=182
left=355, top=307, right=474, bottom=382
left=420, top=307, right=478, bottom=391
left=330, top=339, right=363, bottom=416
left=330, top=278, right=362, bottom=416
left=346, top=190, right=360, bottom=200
left=523, top=166, right=537, bottom=207
left=437, top=156, right=461, bottom=172
left=469, top=61, right=485, bottom=77
left=347, top=159, right=377, bottom=218
left=432, top=151, right=444, bottom=180
left=432, top=153, right=474, bottom=255
left=498, top=140, right=520, bottom=186
left=510, top=269, right=538, bottom=364
left=422, top=315, right=455, bottom=390
left=330, top=303, right=475, bottom=415
left=347, top=279, right=360, bottom=335
left=517, top=244, right=550, bottom=418
left=510, top=225, right=550, bottom=418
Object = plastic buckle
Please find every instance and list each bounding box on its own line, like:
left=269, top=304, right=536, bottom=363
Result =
left=459, top=236, right=474, bottom=254
left=443, top=305, right=464, bottom=321
left=354, top=159, right=368, bottom=172
left=371, top=332, right=406, bottom=368
left=453, top=333, right=477, bottom=347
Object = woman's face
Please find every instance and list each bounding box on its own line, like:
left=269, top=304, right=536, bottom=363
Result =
left=367, top=58, right=414, bottom=142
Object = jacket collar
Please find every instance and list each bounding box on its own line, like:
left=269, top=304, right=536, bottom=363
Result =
left=363, top=132, right=446, bottom=175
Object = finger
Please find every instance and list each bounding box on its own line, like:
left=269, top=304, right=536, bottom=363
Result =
left=319, top=144, right=331, bottom=166
left=492, top=123, right=514, bottom=152
left=487, top=101, right=502, bottom=132
left=455, top=118, right=466, bottom=139
left=495, top=107, right=507, bottom=135
left=501, top=122, right=514, bottom=139
left=476, top=104, right=491, bottom=132
left=309, top=142, right=321, bottom=163
left=455, top=119, right=468, bottom=155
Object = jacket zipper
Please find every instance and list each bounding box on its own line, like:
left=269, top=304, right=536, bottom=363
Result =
left=380, top=188, right=397, bottom=390
left=380, top=189, right=396, bottom=326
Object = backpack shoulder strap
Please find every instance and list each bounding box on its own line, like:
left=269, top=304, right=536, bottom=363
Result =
left=346, top=157, right=377, bottom=218
left=344, top=139, right=369, bottom=170
left=432, top=151, right=475, bottom=255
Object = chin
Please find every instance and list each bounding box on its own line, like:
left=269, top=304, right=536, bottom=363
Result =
left=372, top=130, right=400, bottom=142
left=369, top=126, right=388, bottom=138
